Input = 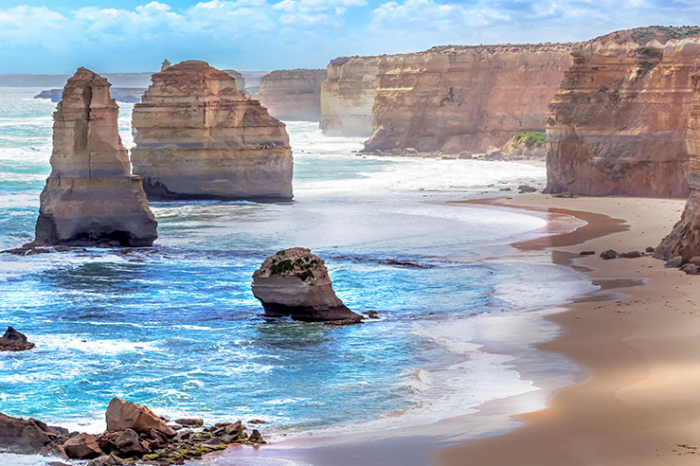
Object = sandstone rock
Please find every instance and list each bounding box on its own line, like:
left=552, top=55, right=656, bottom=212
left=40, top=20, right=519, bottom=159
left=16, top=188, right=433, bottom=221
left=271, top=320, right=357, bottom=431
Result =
left=248, top=429, right=265, bottom=444
left=252, top=248, right=363, bottom=323
left=174, top=418, right=203, bottom=427
left=0, top=413, right=62, bottom=455
left=63, top=433, right=102, bottom=459
left=546, top=26, right=700, bottom=197
left=0, top=327, right=35, bottom=352
left=256, top=69, right=326, bottom=121
left=600, top=250, right=618, bottom=260
left=105, top=398, right=175, bottom=436
left=224, top=69, right=247, bottom=93
left=321, top=56, right=382, bottom=137
left=518, top=185, right=538, bottom=194
left=31, top=68, right=157, bottom=247
left=620, top=251, right=643, bottom=258
left=665, top=256, right=684, bottom=268
left=113, top=428, right=148, bottom=455
left=681, top=263, right=700, bottom=275
left=131, top=60, right=293, bottom=201
left=160, top=59, right=171, bottom=72
left=363, top=44, right=573, bottom=154
left=87, top=454, right=125, bottom=466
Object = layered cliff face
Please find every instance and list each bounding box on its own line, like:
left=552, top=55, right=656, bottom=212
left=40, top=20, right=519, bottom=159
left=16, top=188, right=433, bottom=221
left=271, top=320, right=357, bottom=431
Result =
left=33, top=68, right=157, bottom=247
left=321, top=56, right=381, bottom=137
left=362, top=45, right=573, bottom=154
left=256, top=69, right=326, bottom=121
left=656, top=74, right=700, bottom=259
left=546, top=27, right=700, bottom=197
left=131, top=60, right=293, bottom=201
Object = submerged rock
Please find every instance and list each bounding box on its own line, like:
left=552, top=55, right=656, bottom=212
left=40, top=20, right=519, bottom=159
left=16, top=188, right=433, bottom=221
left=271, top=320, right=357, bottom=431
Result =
left=0, top=327, right=35, bottom=352
left=131, top=60, right=293, bottom=201
left=252, top=248, right=363, bottom=324
left=31, top=68, right=157, bottom=247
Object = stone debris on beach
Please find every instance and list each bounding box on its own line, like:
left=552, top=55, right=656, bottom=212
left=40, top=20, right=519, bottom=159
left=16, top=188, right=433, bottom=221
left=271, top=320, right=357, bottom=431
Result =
left=0, top=327, right=35, bottom=352
left=600, top=250, right=619, bottom=260
left=252, top=248, right=363, bottom=324
left=0, top=397, right=266, bottom=465
left=518, top=185, right=538, bottom=194
left=579, top=250, right=596, bottom=256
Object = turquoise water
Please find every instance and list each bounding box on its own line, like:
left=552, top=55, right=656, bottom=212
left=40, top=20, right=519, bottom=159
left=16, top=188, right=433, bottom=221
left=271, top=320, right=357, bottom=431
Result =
left=0, top=88, right=593, bottom=447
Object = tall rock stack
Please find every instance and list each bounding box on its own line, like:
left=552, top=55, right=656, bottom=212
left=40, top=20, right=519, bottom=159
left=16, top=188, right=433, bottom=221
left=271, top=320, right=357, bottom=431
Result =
left=545, top=26, right=700, bottom=197
left=363, top=44, right=574, bottom=155
left=656, top=75, right=700, bottom=259
left=131, top=61, right=293, bottom=201
left=33, top=68, right=157, bottom=247
left=320, top=56, right=382, bottom=137
left=256, top=69, right=327, bottom=121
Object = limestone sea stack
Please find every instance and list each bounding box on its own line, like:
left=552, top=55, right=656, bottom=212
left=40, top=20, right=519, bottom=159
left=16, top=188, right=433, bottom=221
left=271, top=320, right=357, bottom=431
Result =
left=320, top=56, right=382, bottom=137
left=32, top=68, right=157, bottom=247
left=131, top=61, right=293, bottom=201
left=363, top=44, right=574, bottom=155
left=546, top=26, right=700, bottom=197
left=252, top=248, right=362, bottom=324
left=656, top=73, right=700, bottom=260
left=256, top=69, right=327, bottom=121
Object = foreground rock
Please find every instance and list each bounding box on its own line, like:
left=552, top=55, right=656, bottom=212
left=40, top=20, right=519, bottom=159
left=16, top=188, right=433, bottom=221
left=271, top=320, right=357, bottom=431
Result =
left=252, top=248, right=362, bottom=324
left=131, top=60, right=293, bottom=201
left=546, top=26, right=700, bottom=197
left=1, top=398, right=266, bottom=465
left=31, top=68, right=157, bottom=247
left=0, top=327, right=35, bottom=352
left=363, top=44, right=573, bottom=155
left=256, top=69, right=326, bottom=121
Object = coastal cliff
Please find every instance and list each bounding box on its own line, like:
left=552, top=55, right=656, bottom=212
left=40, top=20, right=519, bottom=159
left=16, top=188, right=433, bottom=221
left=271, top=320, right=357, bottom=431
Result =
left=321, top=56, right=381, bottom=136
left=546, top=26, right=700, bottom=197
left=33, top=68, right=157, bottom=247
left=363, top=44, right=574, bottom=155
left=656, top=72, right=700, bottom=259
left=256, top=69, right=326, bottom=121
left=131, top=60, right=293, bottom=201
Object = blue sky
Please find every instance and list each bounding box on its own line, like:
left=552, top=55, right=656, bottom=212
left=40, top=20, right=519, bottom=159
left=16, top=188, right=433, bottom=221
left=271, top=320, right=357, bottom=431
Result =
left=0, top=0, right=698, bottom=73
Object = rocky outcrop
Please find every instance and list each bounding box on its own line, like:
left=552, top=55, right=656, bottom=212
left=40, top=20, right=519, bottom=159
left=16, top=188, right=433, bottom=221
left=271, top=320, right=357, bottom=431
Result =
left=656, top=73, right=700, bottom=259
left=363, top=44, right=574, bottom=155
left=0, top=327, right=35, bottom=352
left=131, top=60, right=293, bottom=201
left=252, top=248, right=362, bottom=324
left=105, top=398, right=174, bottom=436
left=0, top=413, right=68, bottom=456
left=32, top=68, right=157, bottom=247
left=546, top=26, right=700, bottom=197
left=321, top=56, right=381, bottom=136
left=35, top=88, right=146, bottom=103
left=256, top=69, right=326, bottom=121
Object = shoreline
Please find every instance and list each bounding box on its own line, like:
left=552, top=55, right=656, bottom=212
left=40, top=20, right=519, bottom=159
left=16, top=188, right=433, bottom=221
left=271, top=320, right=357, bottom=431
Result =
left=203, top=194, right=651, bottom=466
left=432, top=194, right=696, bottom=466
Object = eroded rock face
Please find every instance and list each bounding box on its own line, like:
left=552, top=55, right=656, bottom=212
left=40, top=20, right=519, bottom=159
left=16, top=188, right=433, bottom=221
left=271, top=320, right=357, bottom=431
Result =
left=0, top=327, right=35, bottom=352
left=363, top=44, right=574, bottom=155
left=131, top=60, right=293, bottom=201
left=252, top=248, right=362, bottom=324
left=321, top=56, right=382, bottom=137
left=256, top=69, right=326, bottom=121
left=546, top=26, right=700, bottom=197
left=0, top=413, right=68, bottom=456
left=32, top=68, right=157, bottom=247
left=105, top=398, right=174, bottom=436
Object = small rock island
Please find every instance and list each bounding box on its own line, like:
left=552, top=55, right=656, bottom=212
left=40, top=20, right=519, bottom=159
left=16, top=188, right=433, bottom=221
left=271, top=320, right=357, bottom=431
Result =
left=252, top=248, right=363, bottom=324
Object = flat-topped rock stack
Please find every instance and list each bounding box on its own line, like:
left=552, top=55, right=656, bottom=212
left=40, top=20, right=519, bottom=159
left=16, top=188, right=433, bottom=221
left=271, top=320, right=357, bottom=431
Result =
left=131, top=60, right=293, bottom=201
left=252, top=248, right=363, bottom=324
left=32, top=68, right=157, bottom=247
left=546, top=26, right=700, bottom=197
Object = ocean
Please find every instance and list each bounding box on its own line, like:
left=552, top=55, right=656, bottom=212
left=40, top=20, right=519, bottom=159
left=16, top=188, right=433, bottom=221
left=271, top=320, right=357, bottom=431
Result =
left=0, top=88, right=595, bottom=464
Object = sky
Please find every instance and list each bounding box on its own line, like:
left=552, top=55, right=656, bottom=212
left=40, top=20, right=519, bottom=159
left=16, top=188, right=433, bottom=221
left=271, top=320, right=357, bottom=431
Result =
left=0, top=0, right=699, bottom=73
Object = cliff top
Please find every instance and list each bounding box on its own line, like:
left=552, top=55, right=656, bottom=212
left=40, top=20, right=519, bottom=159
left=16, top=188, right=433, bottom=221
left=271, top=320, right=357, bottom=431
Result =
left=148, top=60, right=244, bottom=98
left=592, top=26, right=700, bottom=46
left=262, top=69, right=327, bottom=79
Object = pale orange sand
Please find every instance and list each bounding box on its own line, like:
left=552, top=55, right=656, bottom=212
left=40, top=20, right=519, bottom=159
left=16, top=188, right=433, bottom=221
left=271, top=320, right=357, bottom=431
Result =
left=432, top=194, right=700, bottom=466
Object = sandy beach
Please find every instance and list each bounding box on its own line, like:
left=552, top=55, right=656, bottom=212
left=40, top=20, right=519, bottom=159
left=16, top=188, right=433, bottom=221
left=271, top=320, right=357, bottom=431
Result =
left=204, top=193, right=695, bottom=466
left=434, top=193, right=700, bottom=466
